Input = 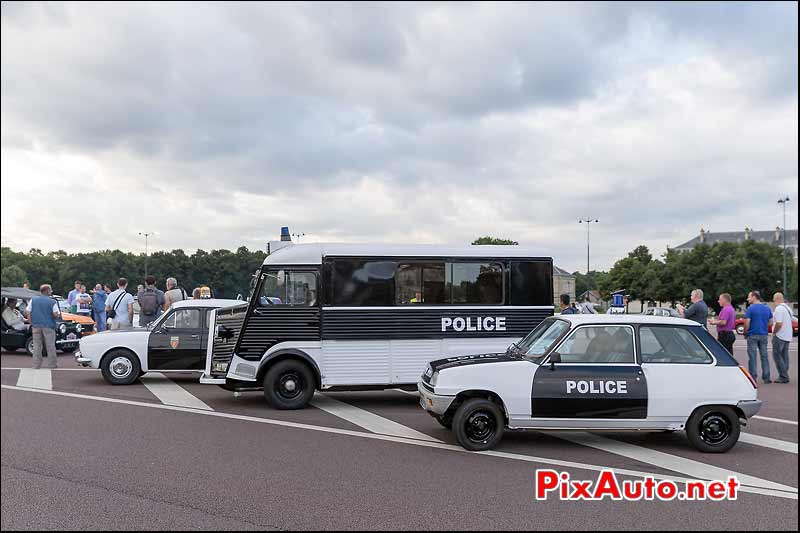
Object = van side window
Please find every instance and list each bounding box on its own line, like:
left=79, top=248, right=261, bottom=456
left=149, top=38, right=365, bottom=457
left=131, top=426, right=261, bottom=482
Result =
left=640, top=327, right=712, bottom=364
left=396, top=263, right=446, bottom=304
left=510, top=261, right=553, bottom=306
left=260, top=271, right=318, bottom=306
left=449, top=263, right=503, bottom=304
left=331, top=260, right=396, bottom=306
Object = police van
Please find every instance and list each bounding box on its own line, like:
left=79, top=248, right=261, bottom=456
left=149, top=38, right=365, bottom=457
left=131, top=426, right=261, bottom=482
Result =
left=419, top=314, right=762, bottom=453
left=201, top=243, right=554, bottom=409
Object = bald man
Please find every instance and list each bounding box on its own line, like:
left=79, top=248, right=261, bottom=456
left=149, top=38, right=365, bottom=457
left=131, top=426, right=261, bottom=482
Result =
left=772, top=293, right=793, bottom=384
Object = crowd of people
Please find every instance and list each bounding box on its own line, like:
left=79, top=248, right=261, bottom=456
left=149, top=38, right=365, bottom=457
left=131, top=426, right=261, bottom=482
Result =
left=558, top=288, right=794, bottom=385
left=5, top=276, right=210, bottom=368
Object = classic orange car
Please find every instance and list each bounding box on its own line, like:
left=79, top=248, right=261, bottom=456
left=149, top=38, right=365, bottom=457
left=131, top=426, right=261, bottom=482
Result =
left=61, top=312, right=96, bottom=335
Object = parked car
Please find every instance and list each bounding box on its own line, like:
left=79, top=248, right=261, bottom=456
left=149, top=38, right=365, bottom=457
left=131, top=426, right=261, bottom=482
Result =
left=61, top=312, right=96, bottom=335
left=75, top=299, right=240, bottom=384
left=1, top=287, right=84, bottom=355
left=419, top=315, right=760, bottom=453
left=734, top=315, right=798, bottom=336
left=643, top=307, right=681, bottom=318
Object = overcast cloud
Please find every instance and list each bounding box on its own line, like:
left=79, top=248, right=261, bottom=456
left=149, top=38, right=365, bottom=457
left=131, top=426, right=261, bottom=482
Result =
left=1, top=1, right=797, bottom=272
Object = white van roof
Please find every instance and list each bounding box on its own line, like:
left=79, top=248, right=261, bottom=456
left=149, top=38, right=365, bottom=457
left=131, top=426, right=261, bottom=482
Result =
left=263, top=243, right=550, bottom=266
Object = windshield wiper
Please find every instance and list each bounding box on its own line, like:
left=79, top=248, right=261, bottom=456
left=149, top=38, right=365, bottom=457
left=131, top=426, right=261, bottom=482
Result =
left=506, top=342, right=524, bottom=359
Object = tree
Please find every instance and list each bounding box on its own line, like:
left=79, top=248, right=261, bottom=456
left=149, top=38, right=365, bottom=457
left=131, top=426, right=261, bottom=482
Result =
left=472, top=236, right=519, bottom=245
left=573, top=270, right=609, bottom=299
left=1, top=265, right=28, bottom=287
left=602, top=245, right=653, bottom=302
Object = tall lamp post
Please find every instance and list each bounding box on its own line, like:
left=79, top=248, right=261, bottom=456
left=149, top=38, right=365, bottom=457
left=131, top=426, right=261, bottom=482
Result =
left=778, top=197, right=790, bottom=293
left=578, top=218, right=599, bottom=289
left=138, top=232, right=153, bottom=278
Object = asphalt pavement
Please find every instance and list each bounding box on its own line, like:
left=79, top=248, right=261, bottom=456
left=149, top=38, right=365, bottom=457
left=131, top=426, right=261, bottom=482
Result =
left=1, top=333, right=797, bottom=530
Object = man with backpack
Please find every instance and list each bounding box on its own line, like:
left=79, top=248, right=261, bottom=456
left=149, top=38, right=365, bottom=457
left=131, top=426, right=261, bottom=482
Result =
left=137, top=275, right=165, bottom=327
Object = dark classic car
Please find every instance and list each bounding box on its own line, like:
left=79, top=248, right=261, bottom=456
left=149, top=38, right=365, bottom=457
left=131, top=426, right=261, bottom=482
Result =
left=1, top=287, right=85, bottom=355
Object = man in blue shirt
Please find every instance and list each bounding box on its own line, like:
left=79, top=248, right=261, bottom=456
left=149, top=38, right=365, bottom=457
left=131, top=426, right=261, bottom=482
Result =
left=26, top=284, right=60, bottom=369
left=744, top=290, right=774, bottom=384
left=92, top=283, right=108, bottom=332
left=67, top=280, right=81, bottom=311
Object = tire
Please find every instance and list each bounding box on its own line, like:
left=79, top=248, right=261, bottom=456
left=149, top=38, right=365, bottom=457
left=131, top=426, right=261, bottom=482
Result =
left=263, top=360, right=316, bottom=410
left=100, top=350, right=141, bottom=385
left=25, top=337, right=34, bottom=356
left=686, top=406, right=741, bottom=453
left=736, top=324, right=745, bottom=336
left=452, top=398, right=505, bottom=451
left=434, top=415, right=453, bottom=430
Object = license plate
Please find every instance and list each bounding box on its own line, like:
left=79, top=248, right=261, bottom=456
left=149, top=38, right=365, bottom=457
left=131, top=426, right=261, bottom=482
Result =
left=67, top=333, right=77, bottom=340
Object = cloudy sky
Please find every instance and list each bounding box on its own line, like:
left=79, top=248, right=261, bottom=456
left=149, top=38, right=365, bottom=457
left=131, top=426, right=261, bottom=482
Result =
left=1, top=1, right=797, bottom=272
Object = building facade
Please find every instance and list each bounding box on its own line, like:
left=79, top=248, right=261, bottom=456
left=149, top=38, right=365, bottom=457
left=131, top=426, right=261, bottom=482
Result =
left=674, top=227, right=798, bottom=262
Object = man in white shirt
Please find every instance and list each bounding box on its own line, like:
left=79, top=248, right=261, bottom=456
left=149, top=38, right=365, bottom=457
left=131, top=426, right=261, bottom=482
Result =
left=772, top=293, right=794, bottom=384
left=2, top=298, right=29, bottom=331
left=75, top=285, right=93, bottom=316
left=106, top=278, right=135, bottom=330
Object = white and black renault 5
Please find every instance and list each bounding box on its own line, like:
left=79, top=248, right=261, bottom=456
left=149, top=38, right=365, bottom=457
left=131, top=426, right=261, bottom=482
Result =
left=419, top=315, right=762, bottom=453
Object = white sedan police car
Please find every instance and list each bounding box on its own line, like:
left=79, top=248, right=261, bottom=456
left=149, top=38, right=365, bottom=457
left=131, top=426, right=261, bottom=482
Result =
left=75, top=299, right=240, bottom=385
left=419, top=315, right=761, bottom=453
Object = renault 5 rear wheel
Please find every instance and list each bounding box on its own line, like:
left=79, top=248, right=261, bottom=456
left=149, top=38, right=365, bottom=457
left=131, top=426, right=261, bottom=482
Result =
left=686, top=405, right=740, bottom=453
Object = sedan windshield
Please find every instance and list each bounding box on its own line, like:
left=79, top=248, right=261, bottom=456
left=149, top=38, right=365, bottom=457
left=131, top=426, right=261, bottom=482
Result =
left=513, top=317, right=570, bottom=361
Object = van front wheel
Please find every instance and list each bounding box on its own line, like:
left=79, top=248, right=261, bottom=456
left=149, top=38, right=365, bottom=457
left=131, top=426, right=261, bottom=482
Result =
left=263, top=360, right=315, bottom=410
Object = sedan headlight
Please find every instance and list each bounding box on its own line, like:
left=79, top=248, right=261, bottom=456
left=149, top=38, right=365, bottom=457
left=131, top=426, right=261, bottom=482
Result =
left=58, top=323, right=67, bottom=335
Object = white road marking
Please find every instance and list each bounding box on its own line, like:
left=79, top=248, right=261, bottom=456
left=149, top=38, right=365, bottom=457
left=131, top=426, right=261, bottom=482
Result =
left=544, top=431, right=795, bottom=494
left=753, top=415, right=798, bottom=426
left=139, top=372, right=213, bottom=411
left=16, top=369, right=52, bottom=390
left=311, top=393, right=439, bottom=442
left=739, top=433, right=798, bottom=454
left=1, top=384, right=796, bottom=500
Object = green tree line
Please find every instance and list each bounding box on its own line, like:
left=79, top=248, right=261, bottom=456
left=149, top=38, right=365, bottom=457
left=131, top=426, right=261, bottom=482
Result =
left=1, top=246, right=266, bottom=299
left=577, top=240, right=795, bottom=310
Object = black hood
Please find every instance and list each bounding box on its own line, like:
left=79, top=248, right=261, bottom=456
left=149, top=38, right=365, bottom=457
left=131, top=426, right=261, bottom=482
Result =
left=428, top=352, right=516, bottom=373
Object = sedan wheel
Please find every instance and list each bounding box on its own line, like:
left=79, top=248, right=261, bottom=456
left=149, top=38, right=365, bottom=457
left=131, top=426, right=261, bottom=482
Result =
left=100, top=351, right=141, bottom=385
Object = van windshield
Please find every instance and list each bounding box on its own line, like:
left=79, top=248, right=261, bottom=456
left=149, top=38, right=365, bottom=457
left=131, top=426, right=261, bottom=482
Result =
left=512, top=317, right=570, bottom=361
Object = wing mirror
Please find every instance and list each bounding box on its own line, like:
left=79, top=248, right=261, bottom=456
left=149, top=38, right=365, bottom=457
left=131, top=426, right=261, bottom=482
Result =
left=549, top=351, right=561, bottom=370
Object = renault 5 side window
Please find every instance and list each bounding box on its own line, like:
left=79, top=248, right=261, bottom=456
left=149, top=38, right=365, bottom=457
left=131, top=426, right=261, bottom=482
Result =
left=640, top=326, right=713, bottom=364
left=556, top=326, right=635, bottom=364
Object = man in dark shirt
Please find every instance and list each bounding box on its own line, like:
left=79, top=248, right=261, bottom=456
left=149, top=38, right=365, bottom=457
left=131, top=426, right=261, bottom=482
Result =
left=559, top=294, right=578, bottom=315
left=677, top=289, right=708, bottom=327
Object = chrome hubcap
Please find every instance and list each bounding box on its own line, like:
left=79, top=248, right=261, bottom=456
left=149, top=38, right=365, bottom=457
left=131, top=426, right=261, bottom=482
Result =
left=110, top=357, right=133, bottom=379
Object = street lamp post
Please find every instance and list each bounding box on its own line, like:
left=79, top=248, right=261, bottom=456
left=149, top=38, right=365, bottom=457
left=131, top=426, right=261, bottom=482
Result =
left=778, top=197, right=790, bottom=293
left=138, top=232, right=153, bottom=278
left=578, top=218, right=599, bottom=284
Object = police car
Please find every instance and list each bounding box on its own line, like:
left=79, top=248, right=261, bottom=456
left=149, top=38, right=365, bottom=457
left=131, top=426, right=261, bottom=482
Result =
left=75, top=299, right=240, bottom=384
left=418, top=315, right=761, bottom=453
